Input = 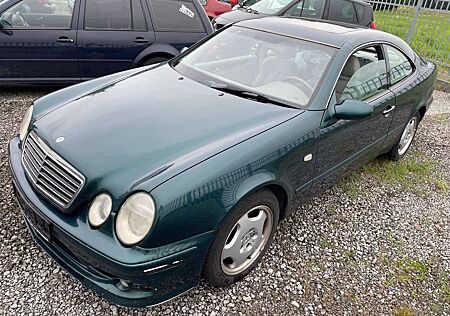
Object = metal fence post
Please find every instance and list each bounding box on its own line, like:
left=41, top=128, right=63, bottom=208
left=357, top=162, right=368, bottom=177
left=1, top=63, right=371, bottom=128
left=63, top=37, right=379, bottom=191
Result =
left=406, top=0, right=424, bottom=43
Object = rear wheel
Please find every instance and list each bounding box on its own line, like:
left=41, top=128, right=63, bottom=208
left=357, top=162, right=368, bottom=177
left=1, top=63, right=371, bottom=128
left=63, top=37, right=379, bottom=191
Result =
left=387, top=113, right=419, bottom=161
left=141, top=56, right=170, bottom=66
left=203, top=189, right=279, bottom=287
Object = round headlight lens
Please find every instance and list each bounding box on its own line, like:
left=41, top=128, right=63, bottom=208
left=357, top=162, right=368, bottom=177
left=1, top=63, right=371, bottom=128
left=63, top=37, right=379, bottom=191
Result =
left=88, top=194, right=113, bottom=228
left=115, top=193, right=156, bottom=246
left=19, top=105, right=33, bottom=141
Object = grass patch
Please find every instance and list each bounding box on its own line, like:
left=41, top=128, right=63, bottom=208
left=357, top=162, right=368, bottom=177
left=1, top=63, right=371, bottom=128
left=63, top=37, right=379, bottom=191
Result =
left=435, top=179, right=449, bottom=192
left=433, top=113, right=450, bottom=122
left=440, top=276, right=450, bottom=301
left=373, top=8, right=449, bottom=80
left=336, top=173, right=361, bottom=198
left=394, top=305, right=414, bottom=316
left=360, top=153, right=448, bottom=194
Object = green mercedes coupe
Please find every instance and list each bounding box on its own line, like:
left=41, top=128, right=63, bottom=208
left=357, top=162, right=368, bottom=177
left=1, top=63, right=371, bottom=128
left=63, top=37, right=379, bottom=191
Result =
left=9, top=17, right=436, bottom=307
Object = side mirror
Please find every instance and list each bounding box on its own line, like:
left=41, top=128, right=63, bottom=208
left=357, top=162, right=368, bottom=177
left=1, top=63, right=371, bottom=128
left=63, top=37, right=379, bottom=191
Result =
left=334, top=99, right=373, bottom=120
left=180, top=47, right=189, bottom=54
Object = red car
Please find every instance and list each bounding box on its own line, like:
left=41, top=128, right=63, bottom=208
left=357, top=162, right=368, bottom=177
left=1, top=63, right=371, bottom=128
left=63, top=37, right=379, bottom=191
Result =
left=200, top=0, right=238, bottom=19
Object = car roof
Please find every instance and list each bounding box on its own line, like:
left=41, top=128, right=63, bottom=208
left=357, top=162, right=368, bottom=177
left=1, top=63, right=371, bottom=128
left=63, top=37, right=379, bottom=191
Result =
left=235, top=16, right=397, bottom=49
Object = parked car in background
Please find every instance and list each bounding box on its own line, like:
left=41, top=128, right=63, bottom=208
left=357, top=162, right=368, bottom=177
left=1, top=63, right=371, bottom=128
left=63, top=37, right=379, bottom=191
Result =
left=0, top=0, right=212, bottom=85
left=213, top=0, right=376, bottom=30
left=200, top=0, right=238, bottom=19
left=10, top=17, right=436, bottom=307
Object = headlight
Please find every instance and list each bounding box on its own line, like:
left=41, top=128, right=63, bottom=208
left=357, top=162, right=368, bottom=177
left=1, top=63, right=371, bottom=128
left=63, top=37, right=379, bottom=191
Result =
left=19, top=105, right=33, bottom=141
left=115, top=193, right=156, bottom=246
left=88, top=194, right=113, bottom=227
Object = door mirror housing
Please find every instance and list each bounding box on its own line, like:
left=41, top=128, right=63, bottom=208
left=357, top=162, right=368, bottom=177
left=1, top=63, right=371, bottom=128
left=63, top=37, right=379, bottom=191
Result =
left=334, top=99, right=373, bottom=120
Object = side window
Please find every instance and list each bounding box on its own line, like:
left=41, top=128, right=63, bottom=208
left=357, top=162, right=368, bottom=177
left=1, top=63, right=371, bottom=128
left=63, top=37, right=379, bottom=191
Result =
left=284, top=0, right=304, bottom=17
left=284, top=0, right=325, bottom=19
left=198, top=0, right=207, bottom=4
left=132, top=0, right=147, bottom=31
left=328, top=0, right=356, bottom=24
left=85, top=0, right=132, bottom=30
left=354, top=3, right=365, bottom=23
left=84, top=0, right=147, bottom=31
left=301, top=0, right=325, bottom=18
left=149, top=0, right=204, bottom=32
left=386, top=45, right=413, bottom=85
left=336, top=46, right=388, bottom=103
left=0, top=0, right=75, bottom=29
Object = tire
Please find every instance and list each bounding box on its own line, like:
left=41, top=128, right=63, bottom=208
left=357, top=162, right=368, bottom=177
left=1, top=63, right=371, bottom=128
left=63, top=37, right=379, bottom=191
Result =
left=141, top=56, right=170, bottom=66
left=203, top=189, right=279, bottom=287
left=387, top=113, right=420, bottom=161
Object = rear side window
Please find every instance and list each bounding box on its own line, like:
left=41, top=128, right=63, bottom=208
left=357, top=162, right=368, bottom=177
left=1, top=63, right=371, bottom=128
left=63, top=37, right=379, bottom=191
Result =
left=328, top=0, right=356, bottom=24
left=84, top=0, right=147, bottom=30
left=386, top=45, right=413, bottom=85
left=284, top=0, right=325, bottom=18
left=354, top=3, right=365, bottom=23
left=149, top=0, right=205, bottom=32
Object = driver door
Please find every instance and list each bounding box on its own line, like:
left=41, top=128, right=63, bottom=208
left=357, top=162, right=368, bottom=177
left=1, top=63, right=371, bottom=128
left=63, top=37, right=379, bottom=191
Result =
left=0, top=0, right=80, bottom=82
left=311, top=45, right=395, bottom=191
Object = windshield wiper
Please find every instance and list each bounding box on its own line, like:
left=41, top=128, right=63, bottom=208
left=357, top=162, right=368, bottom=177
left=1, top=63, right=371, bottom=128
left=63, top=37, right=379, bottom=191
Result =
left=209, top=83, right=297, bottom=109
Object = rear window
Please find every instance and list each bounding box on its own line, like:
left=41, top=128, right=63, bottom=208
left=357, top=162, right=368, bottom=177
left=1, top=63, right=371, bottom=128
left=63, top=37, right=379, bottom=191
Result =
left=148, top=0, right=205, bottom=32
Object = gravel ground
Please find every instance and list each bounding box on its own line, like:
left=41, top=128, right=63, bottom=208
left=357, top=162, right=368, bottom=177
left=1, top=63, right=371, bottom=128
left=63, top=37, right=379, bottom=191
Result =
left=0, top=88, right=449, bottom=316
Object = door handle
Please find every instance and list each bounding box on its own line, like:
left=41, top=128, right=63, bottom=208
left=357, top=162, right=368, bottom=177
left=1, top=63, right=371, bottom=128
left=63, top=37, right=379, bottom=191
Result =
left=383, top=105, right=396, bottom=117
left=56, top=36, right=74, bottom=43
left=134, top=37, right=149, bottom=44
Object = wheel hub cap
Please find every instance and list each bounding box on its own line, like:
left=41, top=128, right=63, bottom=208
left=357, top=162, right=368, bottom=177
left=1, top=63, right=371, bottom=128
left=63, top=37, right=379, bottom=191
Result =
left=221, top=205, right=273, bottom=276
left=398, top=117, right=417, bottom=156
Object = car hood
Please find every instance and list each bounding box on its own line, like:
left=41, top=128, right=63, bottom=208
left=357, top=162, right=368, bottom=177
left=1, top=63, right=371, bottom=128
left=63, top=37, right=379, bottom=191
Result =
left=215, top=9, right=264, bottom=24
left=31, top=65, right=301, bottom=201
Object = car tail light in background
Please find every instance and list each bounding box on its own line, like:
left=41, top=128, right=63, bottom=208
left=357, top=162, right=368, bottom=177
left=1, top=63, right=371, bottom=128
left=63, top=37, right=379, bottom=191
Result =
left=370, top=21, right=377, bottom=29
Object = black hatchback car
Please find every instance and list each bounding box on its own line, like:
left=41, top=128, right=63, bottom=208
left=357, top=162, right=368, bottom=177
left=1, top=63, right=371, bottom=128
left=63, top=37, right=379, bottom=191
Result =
left=0, top=0, right=212, bottom=84
left=213, top=0, right=376, bottom=30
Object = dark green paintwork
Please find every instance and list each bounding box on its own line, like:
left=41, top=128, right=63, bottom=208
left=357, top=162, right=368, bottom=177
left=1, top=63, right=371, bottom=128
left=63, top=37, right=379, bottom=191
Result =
left=9, top=18, right=437, bottom=307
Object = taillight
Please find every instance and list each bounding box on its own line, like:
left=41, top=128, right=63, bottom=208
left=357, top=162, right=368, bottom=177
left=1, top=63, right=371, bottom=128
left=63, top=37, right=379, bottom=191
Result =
left=370, top=21, right=377, bottom=29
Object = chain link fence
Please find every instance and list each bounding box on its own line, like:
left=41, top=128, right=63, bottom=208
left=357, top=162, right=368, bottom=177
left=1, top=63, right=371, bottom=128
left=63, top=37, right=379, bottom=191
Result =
left=367, top=0, right=449, bottom=83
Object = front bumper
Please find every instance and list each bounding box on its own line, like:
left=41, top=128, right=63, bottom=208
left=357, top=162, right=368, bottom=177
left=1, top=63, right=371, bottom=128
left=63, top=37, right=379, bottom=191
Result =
left=8, top=137, right=213, bottom=307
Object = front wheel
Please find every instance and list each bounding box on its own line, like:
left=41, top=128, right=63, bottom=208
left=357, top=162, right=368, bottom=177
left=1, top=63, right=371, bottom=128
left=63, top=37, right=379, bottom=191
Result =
left=203, top=189, right=279, bottom=287
left=387, top=113, right=420, bottom=161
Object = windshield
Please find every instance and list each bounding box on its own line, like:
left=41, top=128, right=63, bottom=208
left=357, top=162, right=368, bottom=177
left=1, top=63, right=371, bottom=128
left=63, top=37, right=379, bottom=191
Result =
left=249, top=0, right=292, bottom=14
left=172, top=26, right=335, bottom=108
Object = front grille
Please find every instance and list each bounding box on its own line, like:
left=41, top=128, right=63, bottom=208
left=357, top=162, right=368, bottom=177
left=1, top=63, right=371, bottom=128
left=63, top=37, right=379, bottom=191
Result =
left=21, top=131, right=85, bottom=209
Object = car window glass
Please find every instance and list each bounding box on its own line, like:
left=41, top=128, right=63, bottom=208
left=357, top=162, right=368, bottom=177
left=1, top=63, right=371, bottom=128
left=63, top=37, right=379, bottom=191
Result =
left=250, top=0, right=293, bottom=14
left=301, top=0, right=325, bottom=18
left=336, top=46, right=388, bottom=103
left=199, top=0, right=207, bottom=4
left=284, top=0, right=304, bottom=17
left=386, top=45, right=413, bottom=85
left=132, top=0, right=147, bottom=30
left=85, top=0, right=132, bottom=30
left=354, top=3, right=365, bottom=23
left=175, top=26, right=336, bottom=108
left=149, top=0, right=204, bottom=32
left=0, top=0, right=75, bottom=29
left=328, top=0, right=356, bottom=24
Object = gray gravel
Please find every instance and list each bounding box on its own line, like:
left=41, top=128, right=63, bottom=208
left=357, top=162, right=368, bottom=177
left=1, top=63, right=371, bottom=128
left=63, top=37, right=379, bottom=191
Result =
left=1, top=88, right=449, bottom=316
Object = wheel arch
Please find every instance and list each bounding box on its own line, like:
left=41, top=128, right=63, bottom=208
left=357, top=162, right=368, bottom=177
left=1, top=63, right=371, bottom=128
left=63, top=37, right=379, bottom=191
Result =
left=234, top=174, right=292, bottom=222
left=132, top=44, right=179, bottom=67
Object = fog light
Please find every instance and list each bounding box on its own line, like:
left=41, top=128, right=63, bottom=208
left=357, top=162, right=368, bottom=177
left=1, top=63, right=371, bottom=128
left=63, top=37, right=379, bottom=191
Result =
left=116, top=279, right=131, bottom=291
